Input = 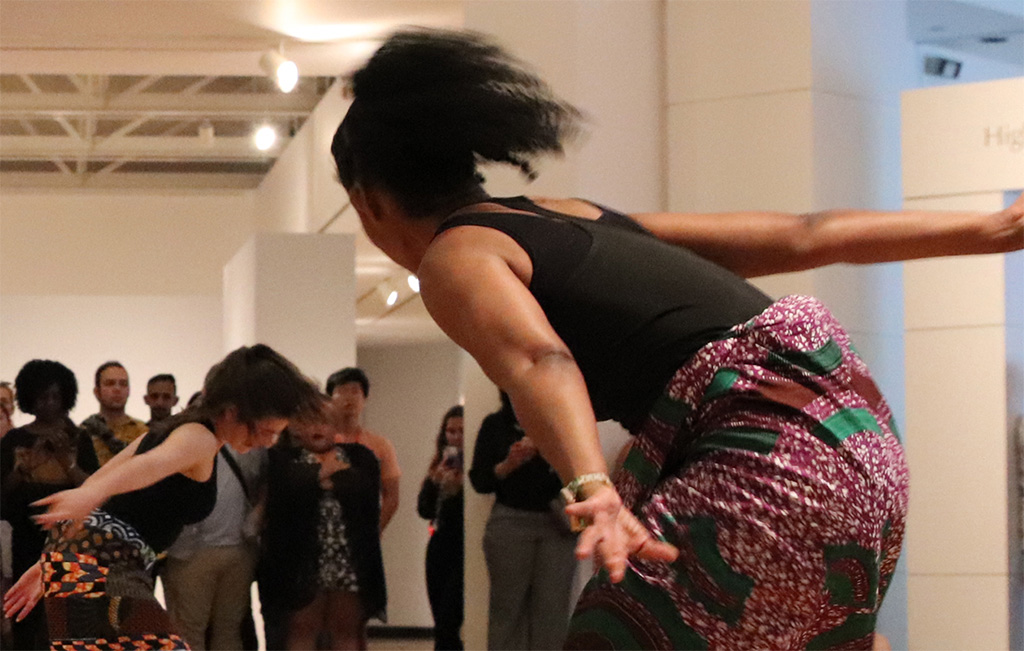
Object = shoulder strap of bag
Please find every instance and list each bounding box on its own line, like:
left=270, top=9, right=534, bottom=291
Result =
left=219, top=447, right=252, bottom=504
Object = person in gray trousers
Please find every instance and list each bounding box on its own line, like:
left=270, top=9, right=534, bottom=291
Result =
left=469, top=393, right=578, bottom=650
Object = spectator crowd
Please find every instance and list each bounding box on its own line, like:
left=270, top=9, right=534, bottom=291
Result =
left=1, top=357, right=580, bottom=651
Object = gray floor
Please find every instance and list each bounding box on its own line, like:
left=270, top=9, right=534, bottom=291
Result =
left=368, top=637, right=433, bottom=650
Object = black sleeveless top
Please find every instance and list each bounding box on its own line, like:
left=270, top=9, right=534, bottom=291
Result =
left=436, top=197, right=772, bottom=428
left=103, top=419, right=218, bottom=552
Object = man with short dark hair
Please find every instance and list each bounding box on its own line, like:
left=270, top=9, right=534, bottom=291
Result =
left=326, top=367, right=401, bottom=532
left=80, top=361, right=147, bottom=466
left=144, top=374, right=179, bottom=427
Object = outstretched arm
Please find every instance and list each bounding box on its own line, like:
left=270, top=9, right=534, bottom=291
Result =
left=32, top=423, right=219, bottom=532
left=419, top=226, right=677, bottom=582
left=633, top=194, right=1024, bottom=278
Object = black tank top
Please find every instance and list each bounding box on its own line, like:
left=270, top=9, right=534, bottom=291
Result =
left=103, top=419, right=218, bottom=552
left=436, top=197, right=772, bottom=428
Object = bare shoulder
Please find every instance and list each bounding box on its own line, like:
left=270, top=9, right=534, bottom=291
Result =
left=423, top=221, right=529, bottom=280
left=361, top=429, right=401, bottom=477
left=361, top=429, right=394, bottom=451
left=167, top=422, right=219, bottom=451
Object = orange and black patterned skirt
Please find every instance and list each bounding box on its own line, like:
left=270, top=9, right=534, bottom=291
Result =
left=41, top=510, right=188, bottom=651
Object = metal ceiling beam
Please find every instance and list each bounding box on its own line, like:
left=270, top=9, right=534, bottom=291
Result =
left=182, top=76, right=218, bottom=95
left=0, top=134, right=284, bottom=159
left=120, top=75, right=163, bottom=96
left=17, top=74, right=42, bottom=93
left=1, top=91, right=321, bottom=117
left=53, top=116, right=80, bottom=139
left=0, top=170, right=263, bottom=190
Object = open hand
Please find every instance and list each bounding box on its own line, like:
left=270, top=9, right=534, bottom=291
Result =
left=3, top=562, right=43, bottom=623
left=31, top=484, right=102, bottom=535
left=565, top=484, right=678, bottom=583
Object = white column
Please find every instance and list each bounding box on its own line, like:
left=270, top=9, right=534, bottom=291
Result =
left=222, top=232, right=356, bottom=386
left=901, top=78, right=1024, bottom=650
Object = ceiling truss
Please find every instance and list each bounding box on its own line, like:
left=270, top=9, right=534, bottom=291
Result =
left=0, top=73, right=335, bottom=188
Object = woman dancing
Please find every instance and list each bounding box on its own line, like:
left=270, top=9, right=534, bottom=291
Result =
left=3, top=344, right=321, bottom=650
left=329, top=29, right=1023, bottom=649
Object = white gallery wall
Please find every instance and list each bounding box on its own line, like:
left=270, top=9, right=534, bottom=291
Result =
left=0, top=190, right=255, bottom=423
left=222, top=233, right=357, bottom=386
left=357, top=341, right=465, bottom=627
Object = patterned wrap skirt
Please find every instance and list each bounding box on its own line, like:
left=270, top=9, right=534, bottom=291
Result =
left=565, top=295, right=909, bottom=650
left=41, top=510, right=188, bottom=651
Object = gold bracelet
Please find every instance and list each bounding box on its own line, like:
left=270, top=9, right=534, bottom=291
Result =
left=560, top=472, right=613, bottom=505
left=559, top=473, right=612, bottom=532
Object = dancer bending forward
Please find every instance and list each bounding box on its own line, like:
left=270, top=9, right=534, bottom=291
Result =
left=332, top=30, right=1023, bottom=650
left=4, top=344, right=321, bottom=650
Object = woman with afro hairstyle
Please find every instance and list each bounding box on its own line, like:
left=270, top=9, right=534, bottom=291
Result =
left=331, top=29, right=1024, bottom=650
left=4, top=345, right=322, bottom=651
left=1, top=359, right=97, bottom=650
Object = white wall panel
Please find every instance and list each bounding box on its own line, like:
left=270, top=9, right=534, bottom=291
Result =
left=666, top=0, right=812, bottom=104
left=0, top=295, right=222, bottom=426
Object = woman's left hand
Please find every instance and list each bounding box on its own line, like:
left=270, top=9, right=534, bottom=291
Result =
left=3, top=562, right=43, bottom=622
left=565, top=485, right=678, bottom=583
left=31, top=484, right=102, bottom=535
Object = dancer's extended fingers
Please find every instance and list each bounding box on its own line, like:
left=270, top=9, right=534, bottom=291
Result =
left=31, top=511, right=64, bottom=530
left=2, top=591, right=21, bottom=620
left=29, top=492, right=59, bottom=508
left=4, top=577, right=41, bottom=621
left=14, top=594, right=40, bottom=621
left=633, top=537, right=678, bottom=563
left=596, top=526, right=628, bottom=583
left=620, top=509, right=679, bottom=563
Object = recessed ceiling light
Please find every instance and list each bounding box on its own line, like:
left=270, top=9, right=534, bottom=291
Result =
left=254, top=125, right=277, bottom=151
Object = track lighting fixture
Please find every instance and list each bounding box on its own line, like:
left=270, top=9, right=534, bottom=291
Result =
left=260, top=48, right=299, bottom=93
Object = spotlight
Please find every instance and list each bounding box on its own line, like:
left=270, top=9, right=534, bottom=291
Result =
left=260, top=49, right=299, bottom=93
left=386, top=290, right=399, bottom=307
left=254, top=125, right=277, bottom=151
left=407, top=275, right=420, bottom=292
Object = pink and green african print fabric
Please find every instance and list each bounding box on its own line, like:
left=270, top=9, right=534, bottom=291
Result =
left=566, top=295, right=909, bottom=650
